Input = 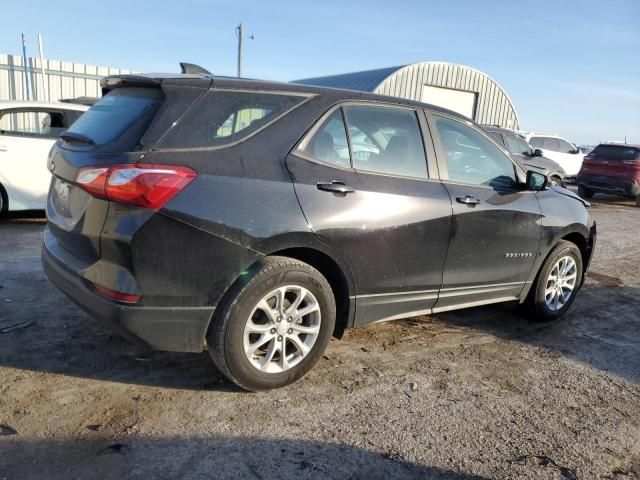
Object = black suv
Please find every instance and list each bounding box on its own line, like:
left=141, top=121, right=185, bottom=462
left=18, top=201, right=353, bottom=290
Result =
left=483, top=126, right=566, bottom=186
left=43, top=71, right=596, bottom=390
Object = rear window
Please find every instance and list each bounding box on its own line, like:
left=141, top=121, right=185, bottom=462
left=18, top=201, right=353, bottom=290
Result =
left=65, top=87, right=163, bottom=146
left=157, top=90, right=307, bottom=149
left=591, top=145, right=639, bottom=160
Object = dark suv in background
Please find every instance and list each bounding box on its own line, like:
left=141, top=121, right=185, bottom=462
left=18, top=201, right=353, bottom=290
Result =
left=483, top=126, right=566, bottom=186
left=43, top=70, right=596, bottom=390
left=577, top=143, right=640, bottom=206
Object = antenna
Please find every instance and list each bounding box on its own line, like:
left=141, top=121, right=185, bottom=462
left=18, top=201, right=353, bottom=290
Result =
left=179, top=62, right=212, bottom=75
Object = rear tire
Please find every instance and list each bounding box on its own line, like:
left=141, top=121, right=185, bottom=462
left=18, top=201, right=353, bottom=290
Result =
left=578, top=185, right=594, bottom=199
left=207, top=256, right=336, bottom=391
left=0, top=184, right=7, bottom=217
left=526, top=240, right=583, bottom=322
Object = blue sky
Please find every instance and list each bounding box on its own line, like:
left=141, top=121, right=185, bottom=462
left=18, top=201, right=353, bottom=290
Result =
left=2, top=0, right=638, bottom=144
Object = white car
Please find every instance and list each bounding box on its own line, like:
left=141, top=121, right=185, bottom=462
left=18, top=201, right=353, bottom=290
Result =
left=0, top=101, right=88, bottom=213
left=520, top=132, right=584, bottom=177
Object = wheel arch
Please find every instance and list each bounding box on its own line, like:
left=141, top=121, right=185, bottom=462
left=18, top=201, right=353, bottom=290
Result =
left=521, top=228, right=593, bottom=302
left=0, top=182, right=8, bottom=214
left=268, top=246, right=354, bottom=338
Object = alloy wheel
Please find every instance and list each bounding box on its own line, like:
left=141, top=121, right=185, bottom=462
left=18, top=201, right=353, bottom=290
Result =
left=243, top=285, right=321, bottom=373
left=544, top=255, right=577, bottom=311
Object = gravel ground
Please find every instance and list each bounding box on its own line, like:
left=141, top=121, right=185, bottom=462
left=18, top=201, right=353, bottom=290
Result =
left=0, top=192, right=639, bottom=479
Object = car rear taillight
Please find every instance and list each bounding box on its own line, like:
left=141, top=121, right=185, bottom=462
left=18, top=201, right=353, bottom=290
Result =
left=93, top=283, right=141, bottom=303
left=75, top=164, right=197, bottom=210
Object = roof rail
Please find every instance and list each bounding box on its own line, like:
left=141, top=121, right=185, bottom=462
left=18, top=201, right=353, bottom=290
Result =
left=180, top=62, right=212, bottom=76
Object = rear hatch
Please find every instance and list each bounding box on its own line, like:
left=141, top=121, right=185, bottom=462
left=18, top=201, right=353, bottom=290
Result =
left=580, top=144, right=640, bottom=181
left=45, top=78, right=209, bottom=287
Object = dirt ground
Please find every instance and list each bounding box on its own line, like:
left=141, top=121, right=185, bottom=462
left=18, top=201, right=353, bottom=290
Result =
left=0, top=190, right=639, bottom=479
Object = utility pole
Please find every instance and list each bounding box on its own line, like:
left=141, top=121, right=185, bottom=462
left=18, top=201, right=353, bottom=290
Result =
left=236, top=23, right=254, bottom=78
left=21, top=33, right=31, bottom=100
left=38, top=33, right=47, bottom=101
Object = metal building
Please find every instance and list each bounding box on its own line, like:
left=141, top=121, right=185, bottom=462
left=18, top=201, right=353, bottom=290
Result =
left=294, top=62, right=519, bottom=129
left=0, top=53, right=131, bottom=103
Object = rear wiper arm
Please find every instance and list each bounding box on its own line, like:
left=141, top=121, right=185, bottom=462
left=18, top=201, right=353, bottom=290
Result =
left=60, top=131, right=95, bottom=145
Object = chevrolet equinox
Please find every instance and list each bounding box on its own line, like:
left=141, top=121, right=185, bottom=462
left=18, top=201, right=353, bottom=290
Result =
left=43, top=70, right=596, bottom=390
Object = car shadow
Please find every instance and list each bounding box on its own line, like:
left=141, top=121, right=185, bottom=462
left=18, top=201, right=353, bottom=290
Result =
left=430, top=281, right=640, bottom=385
left=1, top=435, right=490, bottom=480
left=0, top=278, right=637, bottom=391
left=0, top=209, right=46, bottom=224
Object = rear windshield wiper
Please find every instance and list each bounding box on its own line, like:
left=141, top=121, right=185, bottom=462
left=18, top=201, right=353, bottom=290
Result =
left=60, top=131, right=95, bottom=145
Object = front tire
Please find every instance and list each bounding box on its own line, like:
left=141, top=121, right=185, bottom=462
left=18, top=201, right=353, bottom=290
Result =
left=527, top=240, right=583, bottom=322
left=578, top=184, right=594, bottom=199
left=635, top=195, right=640, bottom=208
left=207, top=256, right=336, bottom=391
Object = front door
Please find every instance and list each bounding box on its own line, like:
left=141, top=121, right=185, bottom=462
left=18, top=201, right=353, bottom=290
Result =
left=286, top=103, right=452, bottom=325
left=429, top=113, right=542, bottom=311
left=0, top=109, right=66, bottom=209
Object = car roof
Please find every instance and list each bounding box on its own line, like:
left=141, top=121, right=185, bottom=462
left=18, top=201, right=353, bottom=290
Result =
left=597, top=142, right=640, bottom=149
left=0, top=100, right=88, bottom=111
left=101, top=72, right=473, bottom=123
left=482, top=125, right=521, bottom=135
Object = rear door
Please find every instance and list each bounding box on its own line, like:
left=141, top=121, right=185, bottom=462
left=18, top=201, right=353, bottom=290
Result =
left=556, top=137, right=584, bottom=176
left=286, top=102, right=452, bottom=325
left=0, top=108, right=67, bottom=209
left=429, top=113, right=542, bottom=310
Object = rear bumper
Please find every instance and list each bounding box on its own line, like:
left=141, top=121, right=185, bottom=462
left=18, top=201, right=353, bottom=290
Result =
left=577, top=173, right=639, bottom=197
left=42, top=234, right=214, bottom=353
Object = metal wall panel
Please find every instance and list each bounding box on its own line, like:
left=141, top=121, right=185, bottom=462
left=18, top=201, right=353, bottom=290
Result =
left=375, top=62, right=519, bottom=129
left=0, top=53, right=131, bottom=103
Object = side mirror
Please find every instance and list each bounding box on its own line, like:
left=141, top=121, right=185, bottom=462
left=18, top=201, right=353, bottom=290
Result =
left=573, top=148, right=581, bottom=154
left=533, top=148, right=543, bottom=157
left=526, top=170, right=548, bottom=191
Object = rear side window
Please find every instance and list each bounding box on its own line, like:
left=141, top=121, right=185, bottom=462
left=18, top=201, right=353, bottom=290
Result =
left=157, top=90, right=306, bottom=149
left=529, top=137, right=544, bottom=149
left=343, top=105, right=428, bottom=178
left=301, top=109, right=350, bottom=167
left=542, top=137, right=560, bottom=151
left=592, top=145, right=639, bottom=160
left=487, top=131, right=504, bottom=145
left=65, top=87, right=163, bottom=146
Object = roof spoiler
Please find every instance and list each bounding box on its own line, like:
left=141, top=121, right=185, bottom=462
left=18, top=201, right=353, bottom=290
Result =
left=180, top=62, right=212, bottom=75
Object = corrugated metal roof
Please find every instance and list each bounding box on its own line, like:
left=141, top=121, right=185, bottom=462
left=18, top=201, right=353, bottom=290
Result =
left=293, top=65, right=405, bottom=92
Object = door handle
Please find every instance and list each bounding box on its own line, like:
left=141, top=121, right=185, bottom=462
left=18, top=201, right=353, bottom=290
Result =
left=316, top=181, right=355, bottom=194
left=456, top=195, right=480, bottom=205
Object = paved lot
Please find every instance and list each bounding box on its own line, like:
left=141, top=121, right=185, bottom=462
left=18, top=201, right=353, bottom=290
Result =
left=1, top=192, right=639, bottom=479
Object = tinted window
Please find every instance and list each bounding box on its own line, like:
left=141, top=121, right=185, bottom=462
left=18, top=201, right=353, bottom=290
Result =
left=542, top=137, right=560, bottom=151
left=0, top=110, right=67, bottom=138
left=504, top=134, right=532, bottom=155
left=529, top=136, right=544, bottom=149
left=557, top=139, right=575, bottom=153
left=66, top=87, right=163, bottom=145
left=435, top=115, right=516, bottom=188
left=301, top=109, right=350, bottom=168
left=487, top=131, right=504, bottom=145
left=343, top=105, right=427, bottom=178
left=159, top=90, right=306, bottom=149
left=592, top=145, right=639, bottom=160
